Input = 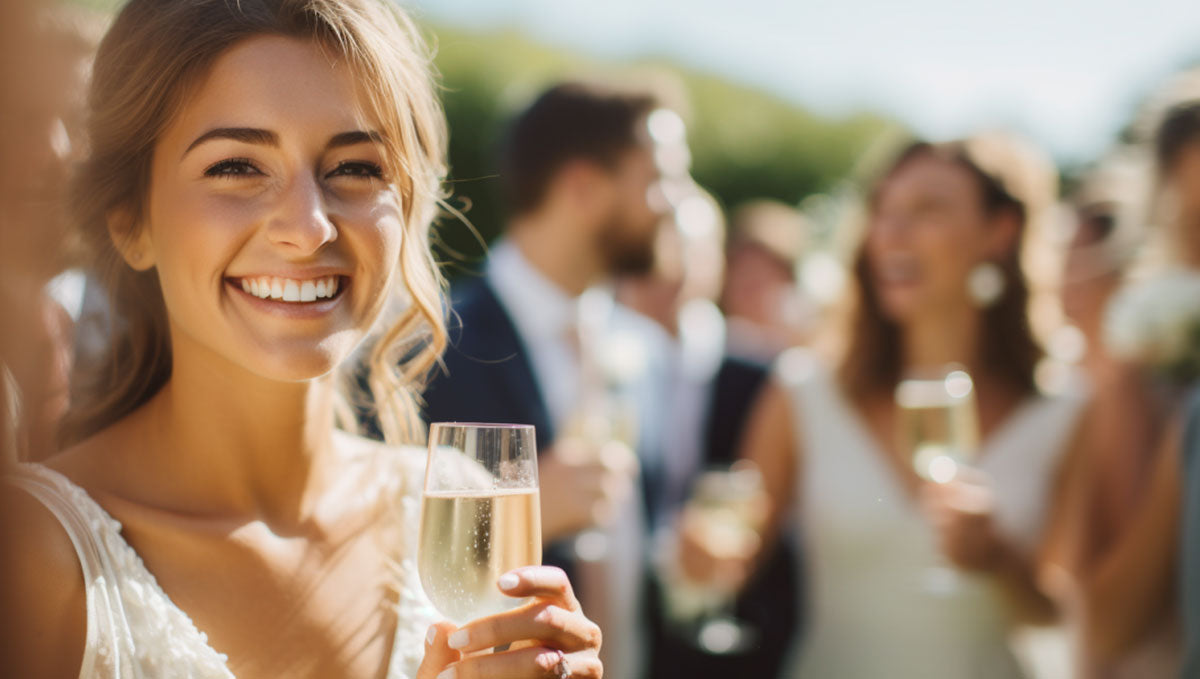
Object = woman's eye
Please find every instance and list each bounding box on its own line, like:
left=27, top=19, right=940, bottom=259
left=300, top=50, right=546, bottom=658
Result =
left=328, top=161, right=384, bottom=180
left=204, top=158, right=262, bottom=178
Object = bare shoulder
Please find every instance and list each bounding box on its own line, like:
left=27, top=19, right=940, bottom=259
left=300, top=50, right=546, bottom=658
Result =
left=0, top=468, right=87, bottom=678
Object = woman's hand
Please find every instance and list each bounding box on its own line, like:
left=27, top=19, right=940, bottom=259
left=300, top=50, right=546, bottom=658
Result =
left=922, top=474, right=1008, bottom=573
left=417, top=566, right=602, bottom=679
left=675, top=504, right=761, bottom=593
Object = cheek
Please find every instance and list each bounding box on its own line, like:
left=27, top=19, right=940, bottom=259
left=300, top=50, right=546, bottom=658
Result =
left=351, top=202, right=405, bottom=305
left=148, top=188, right=257, bottom=301
left=915, top=219, right=980, bottom=276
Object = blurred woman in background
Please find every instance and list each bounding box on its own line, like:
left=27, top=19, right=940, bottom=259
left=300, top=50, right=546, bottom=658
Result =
left=1059, top=98, right=1200, bottom=678
left=689, top=134, right=1088, bottom=678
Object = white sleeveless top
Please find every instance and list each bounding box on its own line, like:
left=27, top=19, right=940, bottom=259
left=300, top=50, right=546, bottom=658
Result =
left=776, top=350, right=1086, bottom=679
left=6, top=452, right=438, bottom=679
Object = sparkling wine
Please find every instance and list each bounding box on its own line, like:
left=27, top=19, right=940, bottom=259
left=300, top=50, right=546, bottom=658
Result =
left=418, top=489, right=542, bottom=623
left=896, top=371, right=979, bottom=482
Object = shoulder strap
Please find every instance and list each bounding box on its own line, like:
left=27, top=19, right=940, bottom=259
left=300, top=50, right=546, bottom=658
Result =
left=6, top=464, right=136, bottom=679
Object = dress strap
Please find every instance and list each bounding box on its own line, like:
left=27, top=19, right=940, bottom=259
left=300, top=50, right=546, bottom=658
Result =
left=6, top=463, right=138, bottom=679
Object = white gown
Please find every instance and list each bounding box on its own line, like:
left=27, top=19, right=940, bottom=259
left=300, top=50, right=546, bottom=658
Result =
left=5, top=448, right=438, bottom=679
left=776, top=350, right=1086, bottom=679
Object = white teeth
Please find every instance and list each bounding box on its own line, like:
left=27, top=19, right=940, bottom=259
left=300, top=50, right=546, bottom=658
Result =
left=238, top=275, right=341, bottom=302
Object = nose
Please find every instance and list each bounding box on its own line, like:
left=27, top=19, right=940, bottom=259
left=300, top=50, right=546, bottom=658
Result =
left=264, top=175, right=337, bottom=255
left=872, top=212, right=911, bottom=246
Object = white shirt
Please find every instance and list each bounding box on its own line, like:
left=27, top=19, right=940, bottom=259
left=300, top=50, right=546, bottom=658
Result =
left=487, top=240, right=581, bottom=431
left=485, top=239, right=655, bottom=679
left=659, top=299, right=727, bottom=514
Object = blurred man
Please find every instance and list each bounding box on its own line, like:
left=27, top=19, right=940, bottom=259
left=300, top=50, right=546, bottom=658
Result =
left=616, top=188, right=802, bottom=679
left=719, top=200, right=816, bottom=362
left=421, top=80, right=685, bottom=678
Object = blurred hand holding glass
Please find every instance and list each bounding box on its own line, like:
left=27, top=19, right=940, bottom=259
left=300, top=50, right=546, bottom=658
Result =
left=418, top=423, right=542, bottom=625
left=661, top=461, right=767, bottom=654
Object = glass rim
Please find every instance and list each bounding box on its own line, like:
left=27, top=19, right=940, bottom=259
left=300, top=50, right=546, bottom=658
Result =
left=428, top=421, right=535, bottom=430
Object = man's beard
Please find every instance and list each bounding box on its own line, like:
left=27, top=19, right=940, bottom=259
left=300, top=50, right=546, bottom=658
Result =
left=596, top=213, right=657, bottom=276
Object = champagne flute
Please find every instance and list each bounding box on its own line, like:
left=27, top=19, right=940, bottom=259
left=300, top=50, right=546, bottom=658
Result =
left=665, top=461, right=766, bottom=655
left=896, top=367, right=979, bottom=483
left=895, top=366, right=979, bottom=594
left=418, top=423, right=543, bottom=627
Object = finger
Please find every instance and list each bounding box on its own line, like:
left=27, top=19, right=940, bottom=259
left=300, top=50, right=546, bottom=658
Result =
left=447, top=646, right=602, bottom=679
left=946, top=482, right=994, bottom=515
left=497, top=566, right=580, bottom=610
left=416, top=622, right=462, bottom=679
left=600, top=469, right=634, bottom=497
left=446, top=601, right=601, bottom=654
left=589, top=498, right=614, bottom=525
left=599, top=440, right=638, bottom=474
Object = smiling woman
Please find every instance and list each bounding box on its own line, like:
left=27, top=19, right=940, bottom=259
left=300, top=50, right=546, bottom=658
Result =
left=62, top=0, right=447, bottom=447
left=0, top=1, right=602, bottom=678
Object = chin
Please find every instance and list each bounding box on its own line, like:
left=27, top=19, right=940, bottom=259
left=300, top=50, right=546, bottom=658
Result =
left=874, top=290, right=922, bottom=324
left=241, top=333, right=360, bottom=383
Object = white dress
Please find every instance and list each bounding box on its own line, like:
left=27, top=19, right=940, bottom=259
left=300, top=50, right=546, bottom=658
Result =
left=776, top=350, right=1086, bottom=679
left=5, top=449, right=438, bottom=679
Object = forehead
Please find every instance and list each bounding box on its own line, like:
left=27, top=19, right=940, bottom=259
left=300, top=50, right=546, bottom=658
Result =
left=1174, top=141, right=1200, bottom=175
left=877, top=153, right=977, bottom=204
left=162, top=35, right=375, bottom=148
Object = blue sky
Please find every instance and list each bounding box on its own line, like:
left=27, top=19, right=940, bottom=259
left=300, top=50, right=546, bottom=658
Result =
left=406, top=0, right=1200, bottom=163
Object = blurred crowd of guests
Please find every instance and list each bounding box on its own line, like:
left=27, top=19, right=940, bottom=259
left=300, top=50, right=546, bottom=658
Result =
left=6, top=1, right=1200, bottom=678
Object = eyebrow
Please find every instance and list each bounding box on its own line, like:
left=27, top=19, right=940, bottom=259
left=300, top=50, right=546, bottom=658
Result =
left=183, top=128, right=384, bottom=159
left=183, top=128, right=278, bottom=157
left=327, top=130, right=384, bottom=149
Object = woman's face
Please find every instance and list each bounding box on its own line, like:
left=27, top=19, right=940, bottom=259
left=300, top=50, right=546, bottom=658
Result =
left=130, top=36, right=402, bottom=381
left=865, top=154, right=1008, bottom=323
left=1165, top=141, right=1200, bottom=267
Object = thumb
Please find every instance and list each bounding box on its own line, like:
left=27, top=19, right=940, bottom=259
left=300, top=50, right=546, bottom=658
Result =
left=416, top=622, right=461, bottom=679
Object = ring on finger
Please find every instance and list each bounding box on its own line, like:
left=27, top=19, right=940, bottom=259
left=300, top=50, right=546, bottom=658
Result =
left=552, top=649, right=571, bottom=679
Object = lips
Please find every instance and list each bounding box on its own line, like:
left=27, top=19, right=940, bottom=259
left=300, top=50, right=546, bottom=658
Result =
left=231, top=275, right=343, bottom=303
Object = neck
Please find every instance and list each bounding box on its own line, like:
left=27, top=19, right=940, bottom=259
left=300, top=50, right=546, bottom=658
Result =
left=900, top=303, right=983, bottom=376
left=139, top=331, right=340, bottom=526
left=508, top=212, right=604, bottom=297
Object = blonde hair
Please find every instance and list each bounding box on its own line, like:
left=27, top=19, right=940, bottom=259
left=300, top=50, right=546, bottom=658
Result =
left=63, top=0, right=447, bottom=446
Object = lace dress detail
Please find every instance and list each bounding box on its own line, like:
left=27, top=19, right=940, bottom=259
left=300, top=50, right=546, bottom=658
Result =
left=7, top=447, right=438, bottom=679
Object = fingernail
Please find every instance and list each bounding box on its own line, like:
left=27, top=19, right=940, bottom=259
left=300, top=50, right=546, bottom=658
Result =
left=498, top=572, right=520, bottom=591
left=426, top=625, right=437, bottom=646
left=437, top=669, right=456, bottom=679
left=448, top=628, right=469, bottom=649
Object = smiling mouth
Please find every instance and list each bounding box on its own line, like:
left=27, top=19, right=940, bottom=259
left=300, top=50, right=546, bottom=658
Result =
left=230, top=275, right=346, bottom=303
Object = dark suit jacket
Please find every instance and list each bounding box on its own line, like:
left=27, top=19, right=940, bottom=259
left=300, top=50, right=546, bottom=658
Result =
left=423, top=277, right=555, bottom=447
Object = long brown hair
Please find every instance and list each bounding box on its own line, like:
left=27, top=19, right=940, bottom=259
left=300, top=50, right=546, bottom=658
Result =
left=62, top=0, right=448, bottom=446
left=837, top=138, right=1045, bottom=400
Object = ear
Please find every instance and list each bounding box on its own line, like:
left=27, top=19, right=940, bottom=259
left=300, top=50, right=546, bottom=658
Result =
left=556, top=159, right=615, bottom=213
left=983, top=208, right=1021, bottom=261
left=106, top=205, right=155, bottom=271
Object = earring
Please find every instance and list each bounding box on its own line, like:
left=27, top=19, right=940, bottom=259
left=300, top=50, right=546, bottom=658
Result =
left=967, top=261, right=1006, bottom=307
